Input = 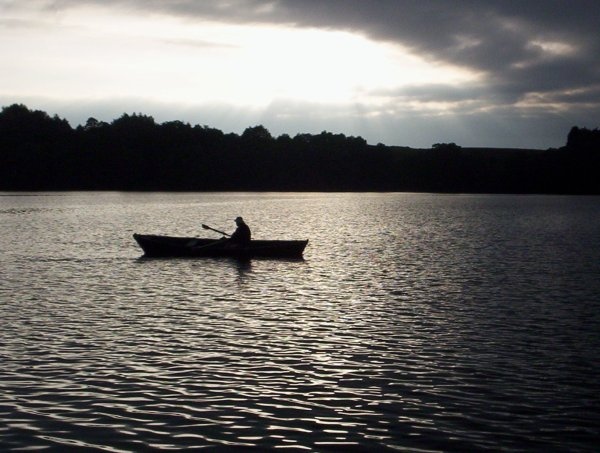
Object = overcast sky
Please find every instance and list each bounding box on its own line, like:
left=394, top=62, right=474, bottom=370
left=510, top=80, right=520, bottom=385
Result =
left=2, top=0, right=599, bottom=148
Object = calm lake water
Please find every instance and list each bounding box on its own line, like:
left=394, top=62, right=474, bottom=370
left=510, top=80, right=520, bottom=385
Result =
left=1, top=192, right=599, bottom=452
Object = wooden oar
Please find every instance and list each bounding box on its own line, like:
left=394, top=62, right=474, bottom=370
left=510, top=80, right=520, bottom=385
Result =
left=202, top=224, right=231, bottom=237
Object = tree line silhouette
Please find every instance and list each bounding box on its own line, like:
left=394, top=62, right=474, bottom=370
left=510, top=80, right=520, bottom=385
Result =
left=1, top=104, right=599, bottom=193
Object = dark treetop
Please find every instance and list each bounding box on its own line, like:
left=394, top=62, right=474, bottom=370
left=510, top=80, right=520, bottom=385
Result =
left=1, top=104, right=599, bottom=194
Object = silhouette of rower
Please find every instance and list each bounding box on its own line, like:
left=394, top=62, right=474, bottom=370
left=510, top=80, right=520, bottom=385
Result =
left=229, top=216, right=251, bottom=247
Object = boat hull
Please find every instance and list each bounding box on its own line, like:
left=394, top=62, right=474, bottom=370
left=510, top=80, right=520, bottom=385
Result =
left=133, top=234, right=308, bottom=259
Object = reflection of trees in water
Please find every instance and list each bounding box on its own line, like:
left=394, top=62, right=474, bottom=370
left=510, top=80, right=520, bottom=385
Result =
left=1, top=104, right=599, bottom=194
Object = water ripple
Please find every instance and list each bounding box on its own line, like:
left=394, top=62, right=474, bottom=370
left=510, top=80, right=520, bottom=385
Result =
left=1, top=193, right=600, bottom=451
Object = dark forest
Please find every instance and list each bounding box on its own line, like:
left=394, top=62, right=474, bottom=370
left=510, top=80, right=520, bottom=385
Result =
left=1, top=104, right=598, bottom=193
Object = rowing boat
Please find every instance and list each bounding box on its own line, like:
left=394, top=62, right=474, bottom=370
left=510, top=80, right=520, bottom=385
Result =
left=133, top=234, right=308, bottom=259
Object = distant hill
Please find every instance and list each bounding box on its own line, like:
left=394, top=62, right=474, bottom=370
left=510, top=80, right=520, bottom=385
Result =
left=1, top=104, right=599, bottom=194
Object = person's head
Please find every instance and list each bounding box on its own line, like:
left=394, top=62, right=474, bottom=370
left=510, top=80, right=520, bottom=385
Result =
left=235, top=216, right=244, bottom=226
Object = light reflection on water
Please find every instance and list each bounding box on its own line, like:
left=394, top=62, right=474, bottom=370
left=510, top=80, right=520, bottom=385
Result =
left=1, top=192, right=599, bottom=451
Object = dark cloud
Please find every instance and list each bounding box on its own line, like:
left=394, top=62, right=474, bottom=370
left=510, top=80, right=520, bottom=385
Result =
left=276, top=1, right=600, bottom=103
left=549, top=85, right=600, bottom=104
left=371, top=83, right=491, bottom=103
left=43, top=0, right=600, bottom=104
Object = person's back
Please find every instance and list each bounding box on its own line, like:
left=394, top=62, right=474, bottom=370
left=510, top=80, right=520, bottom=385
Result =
left=230, top=217, right=251, bottom=246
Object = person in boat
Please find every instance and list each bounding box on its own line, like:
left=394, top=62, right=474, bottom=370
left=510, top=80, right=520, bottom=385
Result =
left=228, top=216, right=251, bottom=247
